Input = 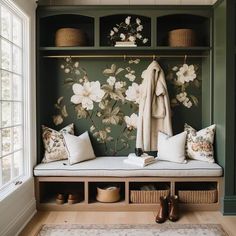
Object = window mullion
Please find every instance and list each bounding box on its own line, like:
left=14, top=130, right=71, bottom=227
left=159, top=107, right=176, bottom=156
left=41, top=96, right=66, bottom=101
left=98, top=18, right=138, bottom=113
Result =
left=0, top=159, right=2, bottom=187
left=0, top=148, right=23, bottom=160
left=10, top=87, right=13, bottom=181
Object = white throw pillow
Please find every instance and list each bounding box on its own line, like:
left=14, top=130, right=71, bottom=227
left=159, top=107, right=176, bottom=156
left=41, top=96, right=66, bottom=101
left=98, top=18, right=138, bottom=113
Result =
left=185, top=124, right=216, bottom=163
left=63, top=131, right=96, bottom=165
left=157, top=131, right=187, bottom=164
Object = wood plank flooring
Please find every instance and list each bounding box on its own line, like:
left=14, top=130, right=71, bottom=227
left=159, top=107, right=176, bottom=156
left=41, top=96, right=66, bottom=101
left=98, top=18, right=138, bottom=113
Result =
left=20, top=211, right=236, bottom=236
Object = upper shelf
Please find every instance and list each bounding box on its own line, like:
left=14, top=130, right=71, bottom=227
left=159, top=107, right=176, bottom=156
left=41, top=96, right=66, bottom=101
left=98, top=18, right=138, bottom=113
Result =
left=38, top=10, right=212, bottom=51
left=40, top=46, right=211, bottom=52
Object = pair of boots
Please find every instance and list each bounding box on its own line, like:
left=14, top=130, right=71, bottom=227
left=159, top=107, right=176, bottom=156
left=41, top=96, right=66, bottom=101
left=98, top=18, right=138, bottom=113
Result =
left=156, top=195, right=179, bottom=224
left=56, top=193, right=79, bottom=204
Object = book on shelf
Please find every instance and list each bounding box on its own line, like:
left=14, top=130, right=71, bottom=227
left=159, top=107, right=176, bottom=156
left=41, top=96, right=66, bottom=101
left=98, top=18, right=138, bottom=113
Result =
left=115, top=41, right=137, bottom=47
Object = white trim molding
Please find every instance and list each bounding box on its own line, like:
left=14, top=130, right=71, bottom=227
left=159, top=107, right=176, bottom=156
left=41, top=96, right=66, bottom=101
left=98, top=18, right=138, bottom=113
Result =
left=0, top=0, right=36, bottom=235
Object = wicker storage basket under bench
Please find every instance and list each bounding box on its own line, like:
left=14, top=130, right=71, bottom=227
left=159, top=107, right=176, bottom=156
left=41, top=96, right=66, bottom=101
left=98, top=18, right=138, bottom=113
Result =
left=177, top=182, right=218, bottom=204
left=178, top=189, right=217, bottom=204
left=130, top=184, right=170, bottom=204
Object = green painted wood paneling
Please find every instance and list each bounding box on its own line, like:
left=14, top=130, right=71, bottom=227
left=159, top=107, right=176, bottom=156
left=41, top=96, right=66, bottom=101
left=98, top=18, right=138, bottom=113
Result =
left=223, top=196, right=236, bottom=215
left=214, top=0, right=236, bottom=214
left=213, top=0, right=226, bottom=212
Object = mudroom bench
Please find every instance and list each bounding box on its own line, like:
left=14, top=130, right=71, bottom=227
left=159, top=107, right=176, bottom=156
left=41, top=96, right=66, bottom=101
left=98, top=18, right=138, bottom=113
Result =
left=34, top=156, right=223, bottom=211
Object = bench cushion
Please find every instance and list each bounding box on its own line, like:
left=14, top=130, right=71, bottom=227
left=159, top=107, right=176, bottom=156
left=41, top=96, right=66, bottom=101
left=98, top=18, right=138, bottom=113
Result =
left=34, top=156, right=223, bottom=177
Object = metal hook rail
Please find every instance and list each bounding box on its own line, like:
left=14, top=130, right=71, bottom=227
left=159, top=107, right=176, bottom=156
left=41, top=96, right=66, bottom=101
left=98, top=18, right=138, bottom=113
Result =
left=43, top=54, right=208, bottom=59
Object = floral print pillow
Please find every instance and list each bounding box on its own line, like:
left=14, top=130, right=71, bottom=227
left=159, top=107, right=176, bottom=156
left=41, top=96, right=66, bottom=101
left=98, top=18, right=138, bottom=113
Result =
left=41, top=123, right=74, bottom=163
left=184, top=124, right=216, bottom=163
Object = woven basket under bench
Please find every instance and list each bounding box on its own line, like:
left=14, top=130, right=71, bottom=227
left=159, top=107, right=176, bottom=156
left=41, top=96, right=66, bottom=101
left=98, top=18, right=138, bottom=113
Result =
left=130, top=189, right=170, bottom=204
left=178, top=189, right=217, bottom=204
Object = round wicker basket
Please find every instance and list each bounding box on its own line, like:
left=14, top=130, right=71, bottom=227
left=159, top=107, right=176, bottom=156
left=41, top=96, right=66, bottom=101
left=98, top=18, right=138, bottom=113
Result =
left=168, top=28, right=196, bottom=47
left=55, top=28, right=87, bottom=47
left=96, top=186, right=120, bottom=203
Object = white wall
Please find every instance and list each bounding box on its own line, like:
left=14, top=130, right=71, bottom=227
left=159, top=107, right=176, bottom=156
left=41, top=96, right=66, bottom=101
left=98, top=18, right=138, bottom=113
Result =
left=0, top=0, right=37, bottom=235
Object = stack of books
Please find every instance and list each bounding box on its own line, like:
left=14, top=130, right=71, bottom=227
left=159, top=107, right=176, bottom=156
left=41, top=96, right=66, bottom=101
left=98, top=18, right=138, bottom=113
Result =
left=123, top=153, right=156, bottom=167
left=115, top=41, right=137, bottom=47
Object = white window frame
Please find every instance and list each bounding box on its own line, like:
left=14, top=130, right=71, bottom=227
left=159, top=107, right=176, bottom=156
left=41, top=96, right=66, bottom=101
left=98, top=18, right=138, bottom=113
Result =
left=0, top=0, right=30, bottom=200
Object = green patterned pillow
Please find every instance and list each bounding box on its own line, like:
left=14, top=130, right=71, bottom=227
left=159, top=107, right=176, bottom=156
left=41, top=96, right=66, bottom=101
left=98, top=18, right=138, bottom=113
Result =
left=184, top=124, right=216, bottom=163
left=41, top=123, right=74, bottom=163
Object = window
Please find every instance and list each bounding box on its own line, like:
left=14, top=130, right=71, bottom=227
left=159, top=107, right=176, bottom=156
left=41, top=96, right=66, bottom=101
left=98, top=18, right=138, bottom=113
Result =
left=0, top=0, right=29, bottom=192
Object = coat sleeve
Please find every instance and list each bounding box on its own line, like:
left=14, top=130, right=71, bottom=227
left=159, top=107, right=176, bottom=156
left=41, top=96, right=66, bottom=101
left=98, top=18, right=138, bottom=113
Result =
left=152, top=71, right=166, bottom=118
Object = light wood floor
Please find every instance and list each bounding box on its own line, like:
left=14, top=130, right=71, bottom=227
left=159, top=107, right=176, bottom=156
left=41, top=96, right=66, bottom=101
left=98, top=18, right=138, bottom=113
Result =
left=20, top=211, right=236, bottom=236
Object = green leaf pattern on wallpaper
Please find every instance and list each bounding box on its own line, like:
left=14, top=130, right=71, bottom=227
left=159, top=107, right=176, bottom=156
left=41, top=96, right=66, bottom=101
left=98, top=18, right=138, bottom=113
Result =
left=53, top=57, right=200, bottom=155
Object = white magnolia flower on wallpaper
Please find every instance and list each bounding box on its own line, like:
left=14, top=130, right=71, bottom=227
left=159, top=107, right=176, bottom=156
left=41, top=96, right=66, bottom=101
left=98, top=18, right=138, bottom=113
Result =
left=143, top=38, right=148, bottom=44
left=136, top=25, right=143, bottom=32
left=120, top=33, right=126, bottom=41
left=74, top=62, right=79, bottom=68
left=176, top=64, right=196, bottom=84
left=136, top=33, right=142, bottom=39
left=172, top=66, right=178, bottom=71
left=53, top=115, right=63, bottom=126
left=125, top=82, right=142, bottom=104
left=110, top=30, right=114, bottom=36
left=64, top=68, right=70, bottom=73
left=114, top=81, right=124, bottom=90
left=71, top=81, right=105, bottom=110
left=125, top=16, right=131, bottom=25
left=107, top=76, right=116, bottom=86
left=136, top=18, right=141, bottom=25
left=176, top=92, right=193, bottom=108
left=113, top=27, right=118, bottom=32
left=128, top=59, right=140, bottom=64
left=183, top=98, right=193, bottom=108
left=128, top=35, right=136, bottom=42
left=125, top=72, right=136, bottom=81
left=176, top=92, right=187, bottom=102
left=124, top=113, right=138, bottom=130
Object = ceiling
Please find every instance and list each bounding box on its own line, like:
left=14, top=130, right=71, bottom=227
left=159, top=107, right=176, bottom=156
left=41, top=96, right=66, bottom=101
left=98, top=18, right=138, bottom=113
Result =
left=37, top=0, right=218, bottom=5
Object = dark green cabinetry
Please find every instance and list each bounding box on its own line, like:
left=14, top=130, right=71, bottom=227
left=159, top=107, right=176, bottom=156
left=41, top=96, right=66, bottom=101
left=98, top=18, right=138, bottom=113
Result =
left=213, top=0, right=236, bottom=215
left=36, top=7, right=212, bottom=160
left=37, top=5, right=212, bottom=52
left=36, top=4, right=236, bottom=214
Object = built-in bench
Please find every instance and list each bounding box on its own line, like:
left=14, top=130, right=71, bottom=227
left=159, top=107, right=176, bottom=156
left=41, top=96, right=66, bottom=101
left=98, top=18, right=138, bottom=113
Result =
left=34, top=156, right=223, bottom=211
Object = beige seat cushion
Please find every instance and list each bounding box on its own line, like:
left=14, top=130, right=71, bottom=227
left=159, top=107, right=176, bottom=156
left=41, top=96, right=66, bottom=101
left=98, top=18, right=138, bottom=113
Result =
left=34, top=156, right=223, bottom=177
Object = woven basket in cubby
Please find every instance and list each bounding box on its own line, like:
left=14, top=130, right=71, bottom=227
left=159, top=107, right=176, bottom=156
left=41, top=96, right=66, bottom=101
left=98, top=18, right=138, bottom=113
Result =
left=55, top=28, right=87, bottom=47
left=130, top=189, right=170, bottom=204
left=168, top=28, right=196, bottom=47
left=178, top=189, right=217, bottom=204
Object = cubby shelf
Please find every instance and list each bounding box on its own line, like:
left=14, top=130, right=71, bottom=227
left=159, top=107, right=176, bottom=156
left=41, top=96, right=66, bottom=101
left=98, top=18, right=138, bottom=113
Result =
left=35, top=176, right=221, bottom=212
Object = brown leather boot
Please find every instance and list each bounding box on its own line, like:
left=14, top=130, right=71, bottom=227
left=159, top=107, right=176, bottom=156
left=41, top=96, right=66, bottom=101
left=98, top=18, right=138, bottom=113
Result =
left=68, top=193, right=79, bottom=204
left=56, top=193, right=67, bottom=204
left=155, top=196, right=168, bottom=224
left=168, top=195, right=179, bottom=222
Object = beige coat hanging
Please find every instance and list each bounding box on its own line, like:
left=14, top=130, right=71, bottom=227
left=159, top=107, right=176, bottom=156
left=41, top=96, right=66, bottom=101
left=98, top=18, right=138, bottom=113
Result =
left=136, top=61, right=173, bottom=151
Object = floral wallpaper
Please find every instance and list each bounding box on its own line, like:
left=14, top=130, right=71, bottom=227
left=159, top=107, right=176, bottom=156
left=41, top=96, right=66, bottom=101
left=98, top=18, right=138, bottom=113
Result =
left=49, top=57, right=201, bottom=156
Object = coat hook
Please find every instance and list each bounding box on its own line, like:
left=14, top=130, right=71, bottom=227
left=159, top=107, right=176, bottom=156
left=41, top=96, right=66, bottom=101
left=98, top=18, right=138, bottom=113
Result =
left=184, top=54, right=187, bottom=64
left=152, top=55, right=156, bottom=61
left=123, top=54, right=126, bottom=61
